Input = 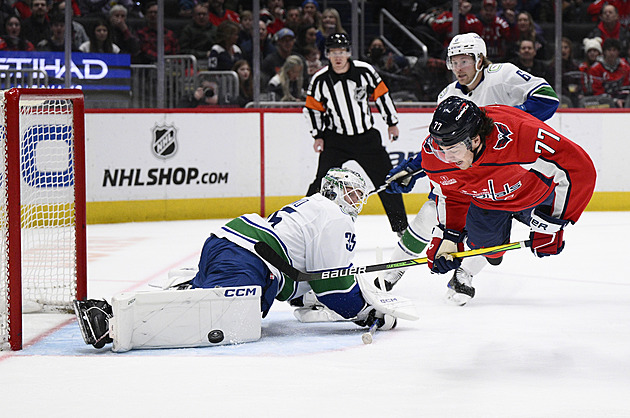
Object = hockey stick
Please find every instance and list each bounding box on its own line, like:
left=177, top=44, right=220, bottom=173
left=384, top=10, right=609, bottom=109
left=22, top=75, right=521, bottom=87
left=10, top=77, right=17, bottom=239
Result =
left=367, top=168, right=425, bottom=197
left=254, top=240, right=531, bottom=282
left=361, top=319, right=379, bottom=345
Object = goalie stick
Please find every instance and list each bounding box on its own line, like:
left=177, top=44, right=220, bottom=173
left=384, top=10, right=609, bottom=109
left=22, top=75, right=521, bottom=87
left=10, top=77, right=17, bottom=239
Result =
left=254, top=240, right=531, bottom=282
left=361, top=319, right=379, bottom=345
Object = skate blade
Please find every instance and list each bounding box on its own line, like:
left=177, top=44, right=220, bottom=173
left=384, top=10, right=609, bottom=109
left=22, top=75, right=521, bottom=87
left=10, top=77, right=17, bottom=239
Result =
left=444, top=288, right=471, bottom=306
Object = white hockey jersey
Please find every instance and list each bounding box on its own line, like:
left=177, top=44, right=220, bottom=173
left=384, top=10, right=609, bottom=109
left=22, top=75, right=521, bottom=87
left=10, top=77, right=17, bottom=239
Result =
left=437, top=62, right=559, bottom=121
left=214, top=194, right=359, bottom=303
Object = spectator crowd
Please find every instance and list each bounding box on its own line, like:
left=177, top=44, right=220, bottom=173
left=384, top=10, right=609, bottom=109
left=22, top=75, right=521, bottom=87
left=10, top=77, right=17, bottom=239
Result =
left=0, top=0, right=628, bottom=107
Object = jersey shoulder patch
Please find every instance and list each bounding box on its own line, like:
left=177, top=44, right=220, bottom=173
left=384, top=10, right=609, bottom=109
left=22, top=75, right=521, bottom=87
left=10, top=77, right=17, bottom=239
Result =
left=493, top=122, right=515, bottom=150
left=438, top=86, right=449, bottom=100
left=486, top=63, right=503, bottom=73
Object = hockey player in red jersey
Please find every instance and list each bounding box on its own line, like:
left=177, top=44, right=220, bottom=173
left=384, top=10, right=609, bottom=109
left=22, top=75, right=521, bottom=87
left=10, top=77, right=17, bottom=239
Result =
left=387, top=96, right=596, bottom=305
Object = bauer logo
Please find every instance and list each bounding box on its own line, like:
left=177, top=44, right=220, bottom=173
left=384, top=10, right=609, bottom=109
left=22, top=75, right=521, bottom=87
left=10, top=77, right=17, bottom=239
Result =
left=321, top=266, right=366, bottom=279
left=152, top=124, right=178, bottom=159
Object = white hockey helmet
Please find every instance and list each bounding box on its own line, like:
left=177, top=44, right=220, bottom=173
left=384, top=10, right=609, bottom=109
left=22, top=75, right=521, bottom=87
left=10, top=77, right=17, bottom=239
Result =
left=446, top=33, right=487, bottom=70
left=320, top=168, right=368, bottom=219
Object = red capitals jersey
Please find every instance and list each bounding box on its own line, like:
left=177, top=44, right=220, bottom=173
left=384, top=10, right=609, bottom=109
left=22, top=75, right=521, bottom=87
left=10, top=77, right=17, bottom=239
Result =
left=431, top=12, right=483, bottom=47
left=421, top=105, right=596, bottom=232
left=209, top=9, right=240, bottom=26
left=589, top=59, right=630, bottom=96
left=588, top=0, right=630, bottom=26
left=479, top=16, right=515, bottom=60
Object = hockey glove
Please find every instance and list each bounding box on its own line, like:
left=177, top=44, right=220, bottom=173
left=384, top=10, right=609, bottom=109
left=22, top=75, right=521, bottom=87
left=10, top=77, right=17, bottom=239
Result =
left=514, top=104, right=527, bottom=112
left=353, top=306, right=397, bottom=330
left=529, top=207, right=570, bottom=258
left=385, top=155, right=426, bottom=194
left=426, top=225, right=465, bottom=274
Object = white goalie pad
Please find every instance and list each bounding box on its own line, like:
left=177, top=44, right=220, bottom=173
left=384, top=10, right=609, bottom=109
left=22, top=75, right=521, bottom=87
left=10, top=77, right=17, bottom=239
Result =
left=109, top=286, right=262, bottom=352
left=356, top=275, right=420, bottom=321
left=149, top=267, right=199, bottom=289
left=293, top=306, right=346, bottom=323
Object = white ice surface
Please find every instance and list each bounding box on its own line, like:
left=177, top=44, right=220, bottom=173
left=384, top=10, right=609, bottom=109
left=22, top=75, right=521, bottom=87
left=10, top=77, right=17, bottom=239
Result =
left=1, top=212, right=629, bottom=418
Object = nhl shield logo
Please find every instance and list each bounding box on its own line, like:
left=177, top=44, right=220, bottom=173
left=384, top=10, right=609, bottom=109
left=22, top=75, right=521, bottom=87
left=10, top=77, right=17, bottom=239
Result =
left=354, top=86, right=367, bottom=101
left=152, top=124, right=178, bottom=159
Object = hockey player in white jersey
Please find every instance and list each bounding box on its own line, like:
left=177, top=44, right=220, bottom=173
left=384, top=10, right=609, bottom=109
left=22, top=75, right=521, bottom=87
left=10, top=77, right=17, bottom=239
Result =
left=437, top=33, right=559, bottom=120
left=75, top=168, right=412, bottom=351
left=377, top=33, right=560, bottom=303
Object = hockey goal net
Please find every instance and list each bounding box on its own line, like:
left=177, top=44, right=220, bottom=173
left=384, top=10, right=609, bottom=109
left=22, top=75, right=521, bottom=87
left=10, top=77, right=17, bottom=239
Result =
left=0, top=88, right=86, bottom=351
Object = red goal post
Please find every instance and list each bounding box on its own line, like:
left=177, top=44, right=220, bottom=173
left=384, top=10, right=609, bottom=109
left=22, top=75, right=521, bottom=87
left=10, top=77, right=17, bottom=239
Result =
left=0, top=88, right=87, bottom=351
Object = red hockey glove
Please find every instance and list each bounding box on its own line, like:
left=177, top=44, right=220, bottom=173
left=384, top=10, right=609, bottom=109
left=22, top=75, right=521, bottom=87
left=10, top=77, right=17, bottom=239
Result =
left=427, top=226, right=465, bottom=274
left=529, top=207, right=570, bottom=258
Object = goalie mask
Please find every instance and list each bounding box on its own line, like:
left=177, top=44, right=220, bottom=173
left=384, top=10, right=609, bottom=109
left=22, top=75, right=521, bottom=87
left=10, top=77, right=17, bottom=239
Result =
left=320, top=168, right=367, bottom=219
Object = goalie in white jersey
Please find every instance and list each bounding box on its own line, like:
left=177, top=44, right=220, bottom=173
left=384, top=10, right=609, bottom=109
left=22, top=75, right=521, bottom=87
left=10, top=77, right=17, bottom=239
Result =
left=377, top=33, right=560, bottom=302
left=75, top=168, right=409, bottom=351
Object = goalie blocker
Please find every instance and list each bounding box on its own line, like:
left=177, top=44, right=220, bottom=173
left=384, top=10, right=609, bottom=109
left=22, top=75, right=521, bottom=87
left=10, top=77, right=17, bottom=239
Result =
left=75, top=286, right=262, bottom=352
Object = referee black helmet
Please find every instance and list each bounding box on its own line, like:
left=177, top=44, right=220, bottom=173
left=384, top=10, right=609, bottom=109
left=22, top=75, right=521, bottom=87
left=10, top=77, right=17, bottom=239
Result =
left=325, top=33, right=350, bottom=52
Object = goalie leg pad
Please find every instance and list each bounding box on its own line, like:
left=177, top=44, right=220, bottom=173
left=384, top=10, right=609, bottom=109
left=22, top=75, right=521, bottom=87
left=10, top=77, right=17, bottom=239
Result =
left=109, top=286, right=262, bottom=352
left=291, top=290, right=346, bottom=323
left=293, top=306, right=346, bottom=323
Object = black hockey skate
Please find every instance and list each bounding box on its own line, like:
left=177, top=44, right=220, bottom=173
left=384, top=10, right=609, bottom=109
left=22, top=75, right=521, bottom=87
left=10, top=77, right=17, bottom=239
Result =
left=445, top=268, right=475, bottom=306
left=73, top=299, right=113, bottom=349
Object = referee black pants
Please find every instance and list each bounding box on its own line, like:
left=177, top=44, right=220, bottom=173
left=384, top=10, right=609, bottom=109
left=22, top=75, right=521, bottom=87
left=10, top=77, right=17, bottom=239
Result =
left=306, top=128, right=408, bottom=233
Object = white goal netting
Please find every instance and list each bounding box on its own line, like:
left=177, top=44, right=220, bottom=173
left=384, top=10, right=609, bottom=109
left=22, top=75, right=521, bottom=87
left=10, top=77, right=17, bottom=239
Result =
left=0, top=90, right=85, bottom=350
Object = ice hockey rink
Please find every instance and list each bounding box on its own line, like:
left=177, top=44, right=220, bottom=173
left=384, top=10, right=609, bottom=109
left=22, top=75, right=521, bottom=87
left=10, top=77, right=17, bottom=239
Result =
left=1, top=211, right=629, bottom=417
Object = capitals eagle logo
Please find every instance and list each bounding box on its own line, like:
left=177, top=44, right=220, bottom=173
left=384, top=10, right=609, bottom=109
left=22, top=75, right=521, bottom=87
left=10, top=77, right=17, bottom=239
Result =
left=493, top=122, right=514, bottom=150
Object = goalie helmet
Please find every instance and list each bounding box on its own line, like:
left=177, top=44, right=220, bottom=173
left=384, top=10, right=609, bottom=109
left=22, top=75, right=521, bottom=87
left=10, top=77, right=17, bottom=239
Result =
left=320, top=168, right=367, bottom=219
left=446, top=33, right=487, bottom=70
left=428, top=96, right=482, bottom=147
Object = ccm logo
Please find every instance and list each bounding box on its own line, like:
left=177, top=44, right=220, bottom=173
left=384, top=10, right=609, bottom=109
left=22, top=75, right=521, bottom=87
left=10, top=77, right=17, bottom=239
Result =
left=224, top=288, right=257, bottom=297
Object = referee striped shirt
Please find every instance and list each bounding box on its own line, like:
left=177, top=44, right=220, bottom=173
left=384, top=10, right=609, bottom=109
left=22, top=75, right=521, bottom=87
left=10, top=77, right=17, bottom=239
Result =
left=303, top=59, right=399, bottom=138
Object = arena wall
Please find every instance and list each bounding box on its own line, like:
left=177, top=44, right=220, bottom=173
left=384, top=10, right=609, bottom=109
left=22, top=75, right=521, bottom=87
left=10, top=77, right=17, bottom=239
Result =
left=85, top=108, right=629, bottom=224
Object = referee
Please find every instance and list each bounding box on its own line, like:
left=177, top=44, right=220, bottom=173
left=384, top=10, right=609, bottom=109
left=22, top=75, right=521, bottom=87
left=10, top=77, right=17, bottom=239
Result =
left=303, top=33, right=408, bottom=234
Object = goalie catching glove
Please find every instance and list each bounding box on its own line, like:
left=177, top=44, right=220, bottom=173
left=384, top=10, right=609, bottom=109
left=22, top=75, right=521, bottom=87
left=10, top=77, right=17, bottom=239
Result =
left=529, top=207, right=570, bottom=258
left=385, top=155, right=426, bottom=194
left=427, top=225, right=466, bottom=274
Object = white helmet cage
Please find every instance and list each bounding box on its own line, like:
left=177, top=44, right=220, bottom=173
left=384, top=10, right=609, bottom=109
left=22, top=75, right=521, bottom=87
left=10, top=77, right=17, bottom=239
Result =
left=320, top=168, right=368, bottom=219
left=446, top=33, right=487, bottom=70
